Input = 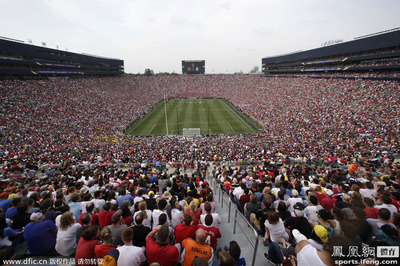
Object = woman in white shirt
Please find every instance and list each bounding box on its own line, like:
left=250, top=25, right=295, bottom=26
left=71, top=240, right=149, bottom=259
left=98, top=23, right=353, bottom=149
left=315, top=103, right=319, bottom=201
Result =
left=55, top=211, right=81, bottom=256
left=132, top=201, right=152, bottom=228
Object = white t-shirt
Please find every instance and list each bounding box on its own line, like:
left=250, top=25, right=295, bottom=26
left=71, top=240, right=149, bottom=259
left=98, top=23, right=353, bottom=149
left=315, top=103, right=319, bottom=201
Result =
left=117, top=245, right=146, bottom=266
left=264, top=218, right=289, bottom=243
left=55, top=223, right=81, bottom=256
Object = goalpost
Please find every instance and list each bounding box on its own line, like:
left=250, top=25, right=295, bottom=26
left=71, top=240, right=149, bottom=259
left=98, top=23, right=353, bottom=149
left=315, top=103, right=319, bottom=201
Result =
left=182, top=128, right=201, bottom=137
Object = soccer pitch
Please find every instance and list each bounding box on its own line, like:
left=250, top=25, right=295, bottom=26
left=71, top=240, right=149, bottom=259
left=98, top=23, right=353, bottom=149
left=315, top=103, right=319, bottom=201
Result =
left=125, top=98, right=261, bottom=136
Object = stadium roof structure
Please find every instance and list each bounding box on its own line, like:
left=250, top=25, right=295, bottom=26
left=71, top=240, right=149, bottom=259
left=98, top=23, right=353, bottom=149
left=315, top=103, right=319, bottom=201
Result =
left=0, top=37, right=124, bottom=79
left=262, top=28, right=400, bottom=75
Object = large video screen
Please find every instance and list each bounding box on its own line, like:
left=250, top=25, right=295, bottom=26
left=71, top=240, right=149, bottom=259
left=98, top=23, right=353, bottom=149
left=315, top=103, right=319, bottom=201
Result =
left=182, top=60, right=205, bottom=74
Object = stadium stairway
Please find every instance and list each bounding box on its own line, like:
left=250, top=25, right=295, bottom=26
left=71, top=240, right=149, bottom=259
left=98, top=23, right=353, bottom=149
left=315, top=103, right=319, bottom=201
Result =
left=207, top=174, right=274, bottom=266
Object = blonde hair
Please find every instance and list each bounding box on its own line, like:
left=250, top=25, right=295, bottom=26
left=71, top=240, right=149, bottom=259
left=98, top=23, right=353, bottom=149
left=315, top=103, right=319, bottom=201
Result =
left=138, top=201, right=148, bottom=220
left=100, top=226, right=113, bottom=245
left=59, top=211, right=75, bottom=230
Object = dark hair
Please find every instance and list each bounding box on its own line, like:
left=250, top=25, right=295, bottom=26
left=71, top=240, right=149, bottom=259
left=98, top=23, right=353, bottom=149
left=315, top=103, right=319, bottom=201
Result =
left=86, top=202, right=95, bottom=213
left=267, top=211, right=279, bottom=224
left=277, top=201, right=287, bottom=212
left=228, top=240, right=241, bottom=260
left=121, top=227, right=133, bottom=243
left=40, top=198, right=53, bottom=210
left=380, top=194, right=392, bottom=204
left=309, top=195, right=318, bottom=206
left=363, top=197, right=375, bottom=208
left=81, top=213, right=92, bottom=225
left=158, top=213, right=167, bottom=225
left=135, top=213, right=144, bottom=225
left=103, top=202, right=111, bottom=211
left=204, top=202, right=212, bottom=213
left=352, top=207, right=366, bottom=219
left=377, top=208, right=391, bottom=221
left=81, top=225, right=99, bottom=241
left=205, top=214, right=213, bottom=226
left=182, top=212, right=192, bottom=225
left=157, top=224, right=169, bottom=243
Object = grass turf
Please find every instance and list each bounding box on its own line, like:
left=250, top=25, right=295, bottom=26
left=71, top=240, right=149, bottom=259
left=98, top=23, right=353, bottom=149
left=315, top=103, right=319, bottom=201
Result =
left=125, top=98, right=261, bottom=136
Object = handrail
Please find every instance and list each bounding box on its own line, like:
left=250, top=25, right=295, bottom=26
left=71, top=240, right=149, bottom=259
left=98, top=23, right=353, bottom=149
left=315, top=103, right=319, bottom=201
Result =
left=220, top=190, right=232, bottom=223
left=233, top=208, right=259, bottom=266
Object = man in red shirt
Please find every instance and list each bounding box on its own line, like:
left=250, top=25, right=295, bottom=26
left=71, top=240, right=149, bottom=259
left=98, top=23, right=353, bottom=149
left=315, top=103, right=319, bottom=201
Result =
left=146, top=224, right=180, bottom=266
left=98, top=202, right=115, bottom=228
left=363, top=197, right=379, bottom=219
left=197, top=214, right=221, bottom=250
left=174, top=212, right=197, bottom=244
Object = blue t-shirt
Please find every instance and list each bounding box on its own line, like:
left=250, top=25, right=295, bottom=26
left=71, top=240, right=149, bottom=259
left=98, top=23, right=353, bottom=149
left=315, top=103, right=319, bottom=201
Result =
left=0, top=199, right=12, bottom=218
left=117, top=194, right=133, bottom=207
left=23, top=220, right=57, bottom=255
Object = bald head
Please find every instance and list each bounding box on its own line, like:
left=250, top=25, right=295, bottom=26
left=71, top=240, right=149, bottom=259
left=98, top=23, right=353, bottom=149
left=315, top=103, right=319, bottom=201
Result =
left=195, top=228, right=207, bottom=244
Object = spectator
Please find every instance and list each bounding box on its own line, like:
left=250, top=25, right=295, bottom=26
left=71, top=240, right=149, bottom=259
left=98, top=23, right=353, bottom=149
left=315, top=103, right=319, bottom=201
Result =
left=181, top=228, right=213, bottom=266
left=133, top=201, right=152, bottom=228
left=285, top=203, right=312, bottom=238
left=23, top=212, right=57, bottom=256
left=130, top=213, right=151, bottom=248
left=107, top=210, right=128, bottom=246
left=98, top=202, right=115, bottom=228
left=174, top=212, right=197, bottom=244
left=75, top=225, right=100, bottom=266
left=200, top=202, right=221, bottom=227
left=146, top=224, right=180, bottom=266
left=197, top=214, right=221, bottom=250
left=116, top=227, right=146, bottom=266
left=363, top=197, right=379, bottom=219
left=76, top=213, right=92, bottom=244
left=152, top=199, right=169, bottom=229
left=94, top=227, right=117, bottom=260
left=55, top=211, right=81, bottom=256
left=263, top=211, right=290, bottom=247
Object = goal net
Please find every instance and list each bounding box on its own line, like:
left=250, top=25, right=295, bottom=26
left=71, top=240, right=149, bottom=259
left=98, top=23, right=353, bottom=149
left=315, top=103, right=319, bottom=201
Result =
left=182, top=128, right=201, bottom=137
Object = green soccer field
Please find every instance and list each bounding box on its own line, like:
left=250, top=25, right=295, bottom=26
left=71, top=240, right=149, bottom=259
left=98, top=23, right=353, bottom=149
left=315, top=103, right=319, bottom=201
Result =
left=125, top=98, right=261, bottom=136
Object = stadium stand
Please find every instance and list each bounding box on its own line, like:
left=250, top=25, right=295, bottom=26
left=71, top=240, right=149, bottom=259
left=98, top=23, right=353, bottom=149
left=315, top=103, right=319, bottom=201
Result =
left=0, top=37, right=124, bottom=79
left=0, top=29, right=399, bottom=266
left=262, top=28, right=400, bottom=77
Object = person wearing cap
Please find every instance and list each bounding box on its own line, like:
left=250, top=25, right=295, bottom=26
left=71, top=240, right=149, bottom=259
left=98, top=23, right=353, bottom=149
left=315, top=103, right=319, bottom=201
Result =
left=285, top=203, right=312, bottom=238
left=107, top=209, right=128, bottom=246
left=286, top=189, right=303, bottom=215
left=23, top=211, right=57, bottom=255
left=309, top=209, right=335, bottom=239
left=145, top=190, right=157, bottom=211
left=320, top=188, right=336, bottom=211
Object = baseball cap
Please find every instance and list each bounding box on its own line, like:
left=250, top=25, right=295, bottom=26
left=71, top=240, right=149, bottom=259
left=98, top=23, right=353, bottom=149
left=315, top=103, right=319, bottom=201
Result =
left=293, top=205, right=304, bottom=217
left=292, top=229, right=307, bottom=243
left=30, top=212, right=44, bottom=221
left=313, top=225, right=328, bottom=243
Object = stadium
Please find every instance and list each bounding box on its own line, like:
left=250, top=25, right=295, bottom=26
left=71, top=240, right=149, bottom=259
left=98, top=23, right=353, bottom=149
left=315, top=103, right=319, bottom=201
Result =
left=0, top=27, right=399, bottom=266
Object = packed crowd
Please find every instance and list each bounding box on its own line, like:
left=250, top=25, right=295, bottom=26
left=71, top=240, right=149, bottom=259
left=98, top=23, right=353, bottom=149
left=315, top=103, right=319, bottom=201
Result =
left=214, top=160, right=400, bottom=265
left=0, top=166, right=244, bottom=265
left=0, top=74, right=399, bottom=265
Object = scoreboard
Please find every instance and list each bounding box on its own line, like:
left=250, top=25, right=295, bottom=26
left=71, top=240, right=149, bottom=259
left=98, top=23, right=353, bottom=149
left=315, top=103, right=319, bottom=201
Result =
left=182, top=60, right=205, bottom=74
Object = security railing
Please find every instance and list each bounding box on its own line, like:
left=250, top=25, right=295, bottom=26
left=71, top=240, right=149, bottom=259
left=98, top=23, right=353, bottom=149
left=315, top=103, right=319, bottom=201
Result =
left=233, top=208, right=259, bottom=266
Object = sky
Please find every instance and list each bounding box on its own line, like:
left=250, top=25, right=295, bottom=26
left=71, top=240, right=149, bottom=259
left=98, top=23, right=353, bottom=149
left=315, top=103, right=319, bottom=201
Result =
left=0, top=0, right=399, bottom=74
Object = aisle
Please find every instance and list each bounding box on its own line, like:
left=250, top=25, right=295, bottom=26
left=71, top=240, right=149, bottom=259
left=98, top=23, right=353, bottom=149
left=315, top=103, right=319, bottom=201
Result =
left=207, top=175, right=274, bottom=266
